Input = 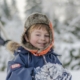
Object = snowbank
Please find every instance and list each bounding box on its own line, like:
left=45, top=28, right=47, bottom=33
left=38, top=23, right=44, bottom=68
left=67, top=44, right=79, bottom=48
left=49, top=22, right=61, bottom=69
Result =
left=0, top=71, right=80, bottom=80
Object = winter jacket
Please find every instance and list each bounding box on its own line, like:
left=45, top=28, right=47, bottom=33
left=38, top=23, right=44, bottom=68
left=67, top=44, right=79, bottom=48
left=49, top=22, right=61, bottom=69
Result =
left=6, top=46, right=72, bottom=80
left=6, top=13, right=72, bottom=80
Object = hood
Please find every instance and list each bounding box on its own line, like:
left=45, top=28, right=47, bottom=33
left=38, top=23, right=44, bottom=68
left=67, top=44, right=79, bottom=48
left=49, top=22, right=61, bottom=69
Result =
left=7, top=13, right=54, bottom=56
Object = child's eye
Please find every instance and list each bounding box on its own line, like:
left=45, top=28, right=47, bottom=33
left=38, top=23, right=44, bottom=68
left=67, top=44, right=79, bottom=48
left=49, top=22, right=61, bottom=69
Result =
left=36, top=34, right=41, bottom=36
left=45, top=35, right=50, bottom=37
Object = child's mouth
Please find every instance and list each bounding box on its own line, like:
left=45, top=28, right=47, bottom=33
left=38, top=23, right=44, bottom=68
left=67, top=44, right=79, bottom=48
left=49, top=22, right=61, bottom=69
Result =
left=38, top=43, right=46, bottom=46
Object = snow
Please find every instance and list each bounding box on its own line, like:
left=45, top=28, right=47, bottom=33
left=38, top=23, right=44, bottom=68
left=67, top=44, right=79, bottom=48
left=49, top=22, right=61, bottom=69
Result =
left=35, top=63, right=71, bottom=80
left=16, top=0, right=26, bottom=21
left=0, top=0, right=80, bottom=80
left=70, top=71, right=80, bottom=80
left=0, top=72, right=6, bottom=80
left=0, top=71, right=80, bottom=80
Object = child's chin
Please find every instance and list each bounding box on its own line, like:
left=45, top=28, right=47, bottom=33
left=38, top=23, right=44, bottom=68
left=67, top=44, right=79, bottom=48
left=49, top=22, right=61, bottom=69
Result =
left=38, top=47, right=46, bottom=50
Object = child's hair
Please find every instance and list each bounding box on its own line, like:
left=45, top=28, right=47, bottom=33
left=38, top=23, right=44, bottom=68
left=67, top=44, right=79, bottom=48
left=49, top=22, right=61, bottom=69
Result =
left=25, top=23, right=50, bottom=39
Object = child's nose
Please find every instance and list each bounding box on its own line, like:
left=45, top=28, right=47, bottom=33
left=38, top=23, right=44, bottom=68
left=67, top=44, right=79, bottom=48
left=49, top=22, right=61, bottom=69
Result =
left=41, top=36, right=45, bottom=40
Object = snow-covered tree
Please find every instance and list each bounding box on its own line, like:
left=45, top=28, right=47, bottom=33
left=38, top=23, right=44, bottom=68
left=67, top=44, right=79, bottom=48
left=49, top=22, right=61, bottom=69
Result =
left=0, top=0, right=23, bottom=71
left=10, top=0, right=18, bottom=16
left=25, top=0, right=42, bottom=17
left=1, top=0, right=11, bottom=20
left=42, top=0, right=80, bottom=70
left=0, top=0, right=80, bottom=71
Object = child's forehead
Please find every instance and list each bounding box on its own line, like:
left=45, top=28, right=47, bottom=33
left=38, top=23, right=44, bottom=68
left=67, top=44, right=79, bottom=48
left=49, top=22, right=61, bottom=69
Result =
left=32, top=28, right=49, bottom=32
left=27, top=24, right=50, bottom=34
left=31, top=27, right=49, bottom=33
left=30, top=24, right=50, bottom=30
left=33, top=27, right=48, bottom=30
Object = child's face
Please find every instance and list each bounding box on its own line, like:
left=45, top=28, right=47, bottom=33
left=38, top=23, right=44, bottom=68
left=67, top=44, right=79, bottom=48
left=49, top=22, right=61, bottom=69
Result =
left=27, top=28, right=50, bottom=49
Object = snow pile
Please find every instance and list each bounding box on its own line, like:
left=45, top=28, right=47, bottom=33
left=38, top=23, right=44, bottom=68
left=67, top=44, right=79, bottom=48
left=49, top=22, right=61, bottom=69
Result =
left=35, top=63, right=72, bottom=80
left=0, top=72, right=6, bottom=80
left=1, top=70, right=80, bottom=80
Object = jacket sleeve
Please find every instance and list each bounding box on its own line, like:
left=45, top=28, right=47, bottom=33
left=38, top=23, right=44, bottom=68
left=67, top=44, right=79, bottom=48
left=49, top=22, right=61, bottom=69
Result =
left=6, top=53, right=34, bottom=80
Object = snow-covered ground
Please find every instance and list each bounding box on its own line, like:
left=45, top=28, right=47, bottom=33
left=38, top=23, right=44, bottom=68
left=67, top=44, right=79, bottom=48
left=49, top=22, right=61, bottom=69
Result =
left=0, top=72, right=6, bottom=80
left=0, top=71, right=80, bottom=80
left=70, top=71, right=80, bottom=80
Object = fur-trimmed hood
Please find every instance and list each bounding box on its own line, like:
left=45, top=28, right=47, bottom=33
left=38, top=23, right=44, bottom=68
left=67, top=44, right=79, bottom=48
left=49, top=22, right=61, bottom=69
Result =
left=6, top=41, right=20, bottom=53
left=7, top=13, right=54, bottom=56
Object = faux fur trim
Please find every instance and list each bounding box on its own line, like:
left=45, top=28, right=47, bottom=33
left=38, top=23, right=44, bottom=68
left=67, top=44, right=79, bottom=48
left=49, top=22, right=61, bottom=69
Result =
left=6, top=41, right=20, bottom=53
left=24, top=13, right=50, bottom=29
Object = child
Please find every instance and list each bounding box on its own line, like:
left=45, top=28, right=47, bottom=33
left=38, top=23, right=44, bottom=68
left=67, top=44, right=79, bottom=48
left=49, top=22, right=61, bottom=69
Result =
left=6, top=13, right=72, bottom=80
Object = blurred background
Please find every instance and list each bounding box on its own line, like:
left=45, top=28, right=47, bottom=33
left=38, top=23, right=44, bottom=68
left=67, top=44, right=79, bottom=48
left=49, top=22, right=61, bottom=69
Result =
left=0, top=0, right=80, bottom=80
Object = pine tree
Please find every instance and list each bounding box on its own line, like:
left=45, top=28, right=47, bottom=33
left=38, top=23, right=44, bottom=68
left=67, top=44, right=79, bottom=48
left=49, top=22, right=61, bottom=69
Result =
left=2, top=0, right=11, bottom=19
left=65, top=0, right=78, bottom=24
left=0, top=0, right=22, bottom=71
left=10, top=0, right=18, bottom=16
left=42, top=0, right=80, bottom=70
left=25, top=0, right=42, bottom=16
